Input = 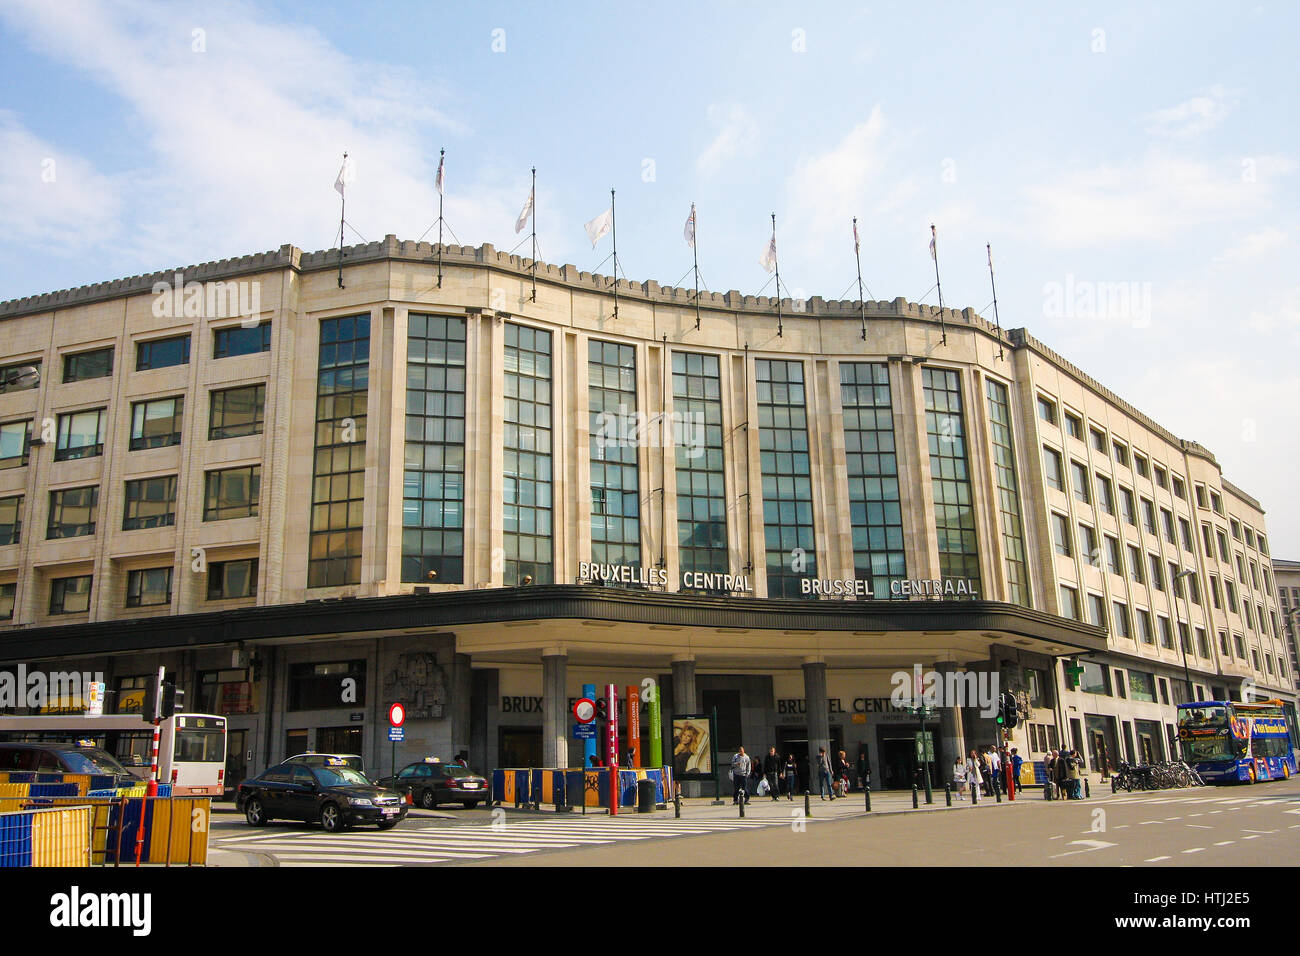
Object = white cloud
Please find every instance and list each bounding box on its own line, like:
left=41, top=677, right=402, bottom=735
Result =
left=0, top=0, right=535, bottom=274
left=1144, top=84, right=1236, bottom=137
left=1213, top=227, right=1288, bottom=263
left=1022, top=153, right=1295, bottom=247
left=696, top=104, right=758, bottom=176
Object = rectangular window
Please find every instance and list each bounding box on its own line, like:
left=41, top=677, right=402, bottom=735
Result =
left=1036, top=396, right=1057, bottom=425
left=985, top=379, right=1028, bottom=605
left=1210, top=490, right=1223, bottom=514
left=1196, top=627, right=1209, bottom=659
left=843, top=363, right=907, bottom=598
left=0, top=420, right=31, bottom=469
left=1160, top=508, right=1175, bottom=544
left=1104, top=535, right=1123, bottom=575
left=47, top=486, right=98, bottom=538
left=1217, top=529, right=1229, bottom=562
left=122, top=475, right=177, bottom=530
left=1201, top=522, right=1214, bottom=557
left=1210, top=574, right=1221, bottom=609
left=402, top=314, right=467, bottom=584
left=1178, top=621, right=1191, bottom=654
left=1090, top=428, right=1107, bottom=454
left=209, top=384, right=266, bottom=440
left=1052, top=513, right=1072, bottom=557
left=1234, top=634, right=1245, bottom=659
left=1096, top=474, right=1114, bottom=514
left=208, top=558, right=258, bottom=600
left=1059, top=584, right=1078, bottom=620
left=1134, top=453, right=1149, bottom=479
left=588, top=340, right=641, bottom=577
left=1043, top=446, right=1064, bottom=491
left=130, top=396, right=183, bottom=450
left=1149, top=554, right=1164, bottom=591
left=0, top=581, right=14, bottom=620
left=135, top=334, right=190, bottom=371
left=1136, top=610, right=1154, bottom=645
left=1079, top=660, right=1109, bottom=695
left=1128, top=668, right=1156, bottom=702
left=1153, top=465, right=1168, bottom=490
left=62, top=348, right=113, bottom=383
left=213, top=322, right=272, bottom=359
left=758, top=359, right=816, bottom=598
left=1157, top=615, right=1173, bottom=649
left=1172, top=476, right=1185, bottom=500
left=203, top=465, right=260, bottom=521
left=1244, top=527, right=1255, bottom=549
left=55, top=408, right=106, bottom=461
left=1087, top=593, right=1106, bottom=628
left=674, top=352, right=727, bottom=584
left=1113, top=441, right=1129, bottom=467
left=922, top=368, right=979, bottom=592
left=503, top=323, right=552, bottom=586
left=1230, top=519, right=1241, bottom=540
left=1140, top=497, right=1156, bottom=534
left=1225, top=580, right=1238, bottom=613
left=1119, top=486, right=1136, bottom=525
left=49, top=575, right=92, bottom=614
left=0, top=495, right=21, bottom=546
left=1070, top=461, right=1090, bottom=504
left=1078, top=523, right=1097, bottom=566
left=1195, top=485, right=1207, bottom=508
left=1112, top=601, right=1131, bottom=639
left=1169, top=562, right=1184, bottom=599
left=1128, top=544, right=1144, bottom=584
left=309, top=315, right=370, bottom=587
left=288, top=660, right=365, bottom=711
left=1178, top=517, right=1192, bottom=552
left=1064, top=413, right=1082, bottom=439
left=126, top=567, right=172, bottom=607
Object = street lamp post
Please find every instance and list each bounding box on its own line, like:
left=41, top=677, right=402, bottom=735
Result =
left=909, top=703, right=935, bottom=805
left=1174, top=569, right=1198, bottom=704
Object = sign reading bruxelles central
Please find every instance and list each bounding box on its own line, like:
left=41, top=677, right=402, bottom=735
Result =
left=579, top=563, right=976, bottom=600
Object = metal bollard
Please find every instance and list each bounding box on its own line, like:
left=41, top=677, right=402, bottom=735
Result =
left=972, top=783, right=978, bottom=805
left=674, top=791, right=681, bottom=817
left=804, top=790, right=811, bottom=818
left=912, top=785, right=918, bottom=809
left=1043, top=781, right=1051, bottom=801
left=864, top=784, right=871, bottom=812
left=739, top=795, right=745, bottom=817
left=995, top=779, right=1002, bottom=803
left=1085, top=778, right=1091, bottom=799
left=944, top=783, right=952, bottom=807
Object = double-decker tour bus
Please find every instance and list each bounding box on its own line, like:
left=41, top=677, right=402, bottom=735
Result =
left=1176, top=699, right=1296, bottom=784
left=0, top=712, right=227, bottom=795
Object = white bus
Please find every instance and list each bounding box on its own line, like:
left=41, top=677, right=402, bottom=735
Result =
left=0, top=712, right=227, bottom=796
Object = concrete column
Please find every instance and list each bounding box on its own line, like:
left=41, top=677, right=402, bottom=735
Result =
left=450, top=651, right=472, bottom=760
left=935, top=661, right=966, bottom=771
left=541, top=652, right=567, bottom=767
left=803, top=660, right=830, bottom=792
left=671, top=657, right=699, bottom=796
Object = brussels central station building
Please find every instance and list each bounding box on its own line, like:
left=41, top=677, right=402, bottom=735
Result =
left=0, top=236, right=1293, bottom=791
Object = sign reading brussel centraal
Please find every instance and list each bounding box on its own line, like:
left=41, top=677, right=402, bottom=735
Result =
left=576, top=562, right=974, bottom=600
left=799, top=576, right=979, bottom=598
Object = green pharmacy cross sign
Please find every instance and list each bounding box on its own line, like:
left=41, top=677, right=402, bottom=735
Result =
left=1064, top=662, right=1085, bottom=689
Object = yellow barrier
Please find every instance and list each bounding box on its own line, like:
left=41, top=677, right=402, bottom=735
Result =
left=30, top=806, right=92, bottom=867
left=0, top=784, right=31, bottom=799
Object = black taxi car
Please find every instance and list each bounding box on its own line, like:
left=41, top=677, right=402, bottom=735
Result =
left=377, top=758, right=488, bottom=809
left=236, top=758, right=407, bottom=832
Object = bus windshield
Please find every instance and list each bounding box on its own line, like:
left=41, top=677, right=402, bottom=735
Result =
left=174, top=728, right=225, bottom=762
left=1178, top=705, right=1229, bottom=726
left=1180, top=736, right=1237, bottom=764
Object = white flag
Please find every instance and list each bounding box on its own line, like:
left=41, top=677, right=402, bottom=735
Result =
left=435, top=153, right=445, bottom=196
left=684, top=204, right=696, bottom=247
left=759, top=233, right=777, bottom=273
left=853, top=220, right=860, bottom=255
left=334, top=154, right=354, bottom=197
left=585, top=206, right=613, bottom=247
left=929, top=225, right=937, bottom=261
left=515, top=191, right=534, bottom=234
left=987, top=245, right=994, bottom=275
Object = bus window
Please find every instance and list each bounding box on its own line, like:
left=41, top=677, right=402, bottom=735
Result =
left=175, top=728, right=226, bottom=763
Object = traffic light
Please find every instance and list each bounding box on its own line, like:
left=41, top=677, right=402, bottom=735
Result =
left=1004, top=692, right=1019, bottom=729
left=160, top=682, right=184, bottom=720
left=996, top=694, right=1006, bottom=725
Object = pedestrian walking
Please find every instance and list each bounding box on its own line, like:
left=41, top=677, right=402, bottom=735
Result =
left=1053, top=748, right=1070, bottom=799
left=856, top=750, right=871, bottom=792
left=1068, top=749, right=1083, bottom=799
left=952, top=755, right=967, bottom=796
left=978, top=748, right=992, bottom=795
left=816, top=747, right=834, bottom=800
left=763, top=746, right=781, bottom=802
left=989, top=746, right=1002, bottom=795
left=730, top=746, right=751, bottom=804
left=964, top=749, right=984, bottom=800
left=783, top=753, right=798, bottom=800
left=1010, top=747, right=1023, bottom=788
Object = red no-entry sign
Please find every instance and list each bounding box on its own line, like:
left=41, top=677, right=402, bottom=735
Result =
left=573, top=698, right=596, bottom=724
left=389, top=702, right=406, bottom=727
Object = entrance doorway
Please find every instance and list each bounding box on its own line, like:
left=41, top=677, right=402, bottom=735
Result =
left=318, top=726, right=364, bottom=757
left=224, top=729, right=248, bottom=799
left=499, top=727, right=542, bottom=768
left=876, top=727, right=940, bottom=790
left=774, top=727, right=842, bottom=794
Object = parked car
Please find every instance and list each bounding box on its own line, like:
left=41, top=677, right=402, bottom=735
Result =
left=236, top=761, right=407, bottom=831
left=0, top=741, right=139, bottom=787
left=377, top=758, right=488, bottom=809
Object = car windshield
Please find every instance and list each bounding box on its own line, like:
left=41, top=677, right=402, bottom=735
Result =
left=312, top=767, right=373, bottom=788
left=58, top=748, right=131, bottom=775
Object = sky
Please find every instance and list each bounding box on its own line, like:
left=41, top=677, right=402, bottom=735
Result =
left=1, top=0, right=1297, bottom=553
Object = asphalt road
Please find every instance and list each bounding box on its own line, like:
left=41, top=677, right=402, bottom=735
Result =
left=461, top=776, right=1300, bottom=867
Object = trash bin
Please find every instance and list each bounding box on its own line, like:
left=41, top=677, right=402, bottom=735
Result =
left=636, top=779, right=656, bottom=814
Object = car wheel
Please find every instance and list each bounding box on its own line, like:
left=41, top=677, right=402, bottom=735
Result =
left=320, top=802, right=346, bottom=832
left=244, top=798, right=268, bottom=827
left=462, top=801, right=480, bottom=809
left=421, top=789, right=437, bottom=810
left=377, top=820, right=399, bottom=830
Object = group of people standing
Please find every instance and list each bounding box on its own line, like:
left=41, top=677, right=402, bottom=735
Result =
left=953, top=745, right=1024, bottom=798
left=1045, top=748, right=1086, bottom=799
left=729, top=746, right=869, bottom=803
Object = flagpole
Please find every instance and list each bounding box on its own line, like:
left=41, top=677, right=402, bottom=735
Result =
left=987, top=243, right=1005, bottom=360
left=437, top=147, right=445, bottom=289
left=772, top=212, right=783, bottom=338
left=337, top=151, right=347, bottom=290
left=692, top=203, right=701, bottom=330
left=530, top=166, right=537, bottom=302
left=931, top=223, right=947, bottom=346
left=854, top=217, right=866, bottom=341
left=610, top=188, right=618, bottom=321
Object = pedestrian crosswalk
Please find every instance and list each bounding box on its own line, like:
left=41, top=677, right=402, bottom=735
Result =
left=213, top=816, right=790, bottom=866
left=1107, top=793, right=1300, bottom=807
